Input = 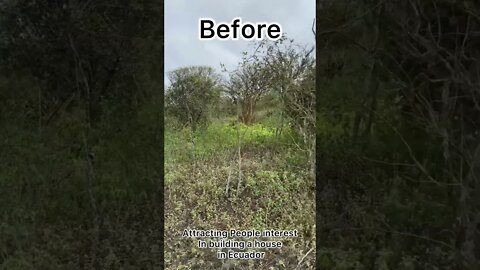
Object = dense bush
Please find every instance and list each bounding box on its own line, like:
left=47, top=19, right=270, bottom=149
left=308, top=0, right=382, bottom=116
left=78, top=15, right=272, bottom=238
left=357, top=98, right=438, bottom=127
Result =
left=165, top=66, right=222, bottom=131
left=317, top=1, right=480, bottom=269
left=0, top=0, right=164, bottom=268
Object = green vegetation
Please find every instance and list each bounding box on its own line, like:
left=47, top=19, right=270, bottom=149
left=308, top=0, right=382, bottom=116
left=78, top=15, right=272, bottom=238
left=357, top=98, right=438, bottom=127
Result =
left=165, top=66, right=222, bottom=131
left=0, top=1, right=163, bottom=269
left=317, top=1, right=480, bottom=269
left=165, top=38, right=316, bottom=269
left=165, top=113, right=315, bottom=269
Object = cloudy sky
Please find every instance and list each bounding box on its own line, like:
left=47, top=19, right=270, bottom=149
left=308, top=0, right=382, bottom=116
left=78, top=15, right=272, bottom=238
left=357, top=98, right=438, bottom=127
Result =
left=165, top=0, right=315, bottom=85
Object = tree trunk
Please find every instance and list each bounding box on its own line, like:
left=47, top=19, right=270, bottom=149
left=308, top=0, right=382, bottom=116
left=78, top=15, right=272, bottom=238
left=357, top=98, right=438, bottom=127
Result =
left=240, top=98, right=256, bottom=125
left=458, top=143, right=480, bottom=268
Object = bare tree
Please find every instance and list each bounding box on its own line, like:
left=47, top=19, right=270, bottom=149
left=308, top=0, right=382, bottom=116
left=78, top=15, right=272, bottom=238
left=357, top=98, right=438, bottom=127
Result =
left=224, top=48, right=275, bottom=125
left=382, top=1, right=480, bottom=267
left=264, top=38, right=316, bottom=176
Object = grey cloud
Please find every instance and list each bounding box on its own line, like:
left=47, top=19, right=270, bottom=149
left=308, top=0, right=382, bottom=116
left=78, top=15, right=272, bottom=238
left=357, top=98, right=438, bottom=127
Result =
left=165, top=0, right=315, bottom=85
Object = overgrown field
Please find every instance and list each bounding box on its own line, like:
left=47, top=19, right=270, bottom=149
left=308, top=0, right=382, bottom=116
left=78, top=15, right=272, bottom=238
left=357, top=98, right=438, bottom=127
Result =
left=0, top=94, right=164, bottom=269
left=165, top=113, right=316, bottom=269
left=316, top=1, right=480, bottom=269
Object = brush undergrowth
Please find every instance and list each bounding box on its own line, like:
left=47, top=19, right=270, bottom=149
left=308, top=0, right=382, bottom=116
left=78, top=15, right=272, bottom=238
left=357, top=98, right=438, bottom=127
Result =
left=165, top=114, right=315, bottom=269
